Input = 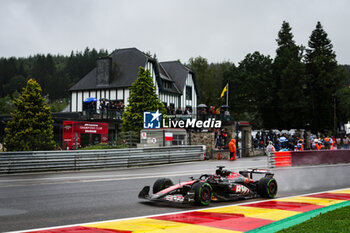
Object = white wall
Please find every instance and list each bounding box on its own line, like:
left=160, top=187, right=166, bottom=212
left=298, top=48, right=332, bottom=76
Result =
left=124, top=89, right=130, bottom=106
left=77, top=92, right=83, bottom=112
left=180, top=73, right=197, bottom=109
left=71, top=92, right=77, bottom=112
left=110, top=89, right=116, bottom=100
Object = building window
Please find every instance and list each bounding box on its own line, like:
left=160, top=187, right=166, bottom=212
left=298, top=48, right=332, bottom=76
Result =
left=163, top=81, right=172, bottom=89
left=186, top=86, right=192, bottom=100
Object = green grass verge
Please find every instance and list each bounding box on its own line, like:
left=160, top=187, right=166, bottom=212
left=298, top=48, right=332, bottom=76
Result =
left=277, top=205, right=350, bottom=233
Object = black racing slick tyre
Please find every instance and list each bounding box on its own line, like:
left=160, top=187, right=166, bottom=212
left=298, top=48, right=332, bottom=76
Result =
left=192, top=182, right=213, bottom=206
left=257, top=177, right=278, bottom=198
left=153, top=178, right=174, bottom=194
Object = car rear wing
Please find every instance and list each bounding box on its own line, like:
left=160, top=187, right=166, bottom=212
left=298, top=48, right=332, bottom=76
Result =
left=239, top=168, right=274, bottom=179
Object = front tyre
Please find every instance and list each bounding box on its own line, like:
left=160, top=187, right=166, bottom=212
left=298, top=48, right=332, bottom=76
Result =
left=257, top=177, right=278, bottom=198
left=192, top=182, right=212, bottom=206
left=153, top=178, right=174, bottom=194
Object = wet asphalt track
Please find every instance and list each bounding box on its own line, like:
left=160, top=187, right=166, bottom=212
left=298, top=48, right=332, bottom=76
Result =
left=1, top=156, right=350, bottom=232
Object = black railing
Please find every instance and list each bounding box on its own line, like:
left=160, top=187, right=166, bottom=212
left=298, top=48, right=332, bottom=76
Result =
left=81, top=109, right=234, bottom=125
left=82, top=109, right=124, bottom=120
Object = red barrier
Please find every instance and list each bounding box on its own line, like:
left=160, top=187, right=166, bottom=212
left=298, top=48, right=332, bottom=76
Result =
left=274, top=151, right=291, bottom=167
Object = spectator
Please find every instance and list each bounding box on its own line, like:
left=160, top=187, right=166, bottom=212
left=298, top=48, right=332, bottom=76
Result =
left=295, top=139, right=304, bottom=151
left=211, top=106, right=215, bottom=116
left=214, top=128, right=218, bottom=148
left=331, top=136, right=336, bottom=150
left=176, top=107, right=182, bottom=114
left=265, top=141, right=275, bottom=155
left=324, top=136, right=331, bottom=150
left=99, top=100, right=106, bottom=118
left=222, top=129, right=227, bottom=147
left=343, top=136, right=349, bottom=149
left=217, top=129, right=223, bottom=149
left=315, top=140, right=323, bottom=150
left=274, top=139, right=281, bottom=151
left=336, top=136, right=342, bottom=149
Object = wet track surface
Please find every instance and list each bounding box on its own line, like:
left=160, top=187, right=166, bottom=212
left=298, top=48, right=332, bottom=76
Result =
left=1, top=156, right=350, bottom=232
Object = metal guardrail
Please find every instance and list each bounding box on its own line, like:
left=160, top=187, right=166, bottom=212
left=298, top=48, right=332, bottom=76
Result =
left=0, top=146, right=204, bottom=174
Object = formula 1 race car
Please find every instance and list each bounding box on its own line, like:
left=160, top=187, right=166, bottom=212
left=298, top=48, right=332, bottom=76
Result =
left=138, top=166, right=277, bottom=206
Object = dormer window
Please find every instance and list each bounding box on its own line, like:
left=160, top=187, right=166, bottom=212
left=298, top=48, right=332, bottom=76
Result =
left=163, top=81, right=172, bottom=89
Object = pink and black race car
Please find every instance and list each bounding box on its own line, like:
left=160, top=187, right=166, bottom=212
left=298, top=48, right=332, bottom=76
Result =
left=138, top=166, right=278, bottom=206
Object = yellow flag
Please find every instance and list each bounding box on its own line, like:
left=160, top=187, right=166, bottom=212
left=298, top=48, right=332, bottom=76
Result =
left=220, top=84, right=227, bottom=98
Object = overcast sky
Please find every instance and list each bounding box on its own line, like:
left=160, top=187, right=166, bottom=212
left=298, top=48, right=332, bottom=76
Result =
left=1, top=0, right=349, bottom=64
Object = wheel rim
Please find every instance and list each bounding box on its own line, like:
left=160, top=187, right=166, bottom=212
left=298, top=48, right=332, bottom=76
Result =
left=200, top=186, right=212, bottom=204
left=202, top=188, right=210, bottom=201
left=268, top=181, right=277, bottom=195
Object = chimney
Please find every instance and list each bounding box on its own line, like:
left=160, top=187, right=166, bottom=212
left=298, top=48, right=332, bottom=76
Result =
left=96, top=57, right=112, bottom=86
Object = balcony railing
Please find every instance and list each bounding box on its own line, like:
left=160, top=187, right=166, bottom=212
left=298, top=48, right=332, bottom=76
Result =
left=81, top=109, right=234, bottom=125
left=82, top=109, right=123, bottom=120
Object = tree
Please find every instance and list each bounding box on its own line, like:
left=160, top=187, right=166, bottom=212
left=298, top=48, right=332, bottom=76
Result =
left=188, top=57, right=212, bottom=104
left=121, top=67, right=167, bottom=133
left=3, top=75, right=26, bottom=96
left=305, top=21, right=345, bottom=132
left=188, top=57, right=230, bottom=108
left=337, top=86, right=350, bottom=122
left=273, top=21, right=307, bottom=129
left=0, top=95, right=15, bottom=114
left=4, top=79, right=56, bottom=151
left=222, top=52, right=273, bottom=127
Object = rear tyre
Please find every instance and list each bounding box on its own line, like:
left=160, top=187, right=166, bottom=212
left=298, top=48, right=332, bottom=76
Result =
left=192, top=182, right=212, bottom=206
left=153, top=178, right=174, bottom=194
left=257, top=177, right=278, bottom=198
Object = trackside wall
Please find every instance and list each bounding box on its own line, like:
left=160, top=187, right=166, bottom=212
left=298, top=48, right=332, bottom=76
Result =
left=269, top=150, right=350, bottom=167
left=291, top=150, right=350, bottom=166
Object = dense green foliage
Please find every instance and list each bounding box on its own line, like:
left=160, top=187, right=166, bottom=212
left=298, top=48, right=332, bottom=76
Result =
left=221, top=52, right=274, bottom=127
left=304, top=22, right=345, bottom=132
left=188, top=21, right=348, bottom=131
left=277, top=205, right=350, bottom=233
left=121, top=67, right=167, bottom=133
left=4, top=79, right=56, bottom=151
left=0, top=47, right=108, bottom=114
left=272, top=21, right=307, bottom=129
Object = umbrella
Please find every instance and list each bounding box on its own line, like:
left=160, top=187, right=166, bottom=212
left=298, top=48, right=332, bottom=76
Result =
left=84, top=97, right=97, bottom=103
left=278, top=136, right=288, bottom=142
left=197, top=104, right=207, bottom=108
left=99, top=98, right=109, bottom=101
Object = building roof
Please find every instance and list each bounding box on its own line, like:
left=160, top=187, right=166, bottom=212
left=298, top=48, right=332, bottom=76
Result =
left=70, top=48, right=149, bottom=91
left=69, top=47, right=198, bottom=98
left=159, top=61, right=200, bottom=97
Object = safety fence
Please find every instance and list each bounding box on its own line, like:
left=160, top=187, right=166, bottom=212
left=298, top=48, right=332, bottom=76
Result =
left=268, top=149, right=350, bottom=168
left=0, top=146, right=204, bottom=174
